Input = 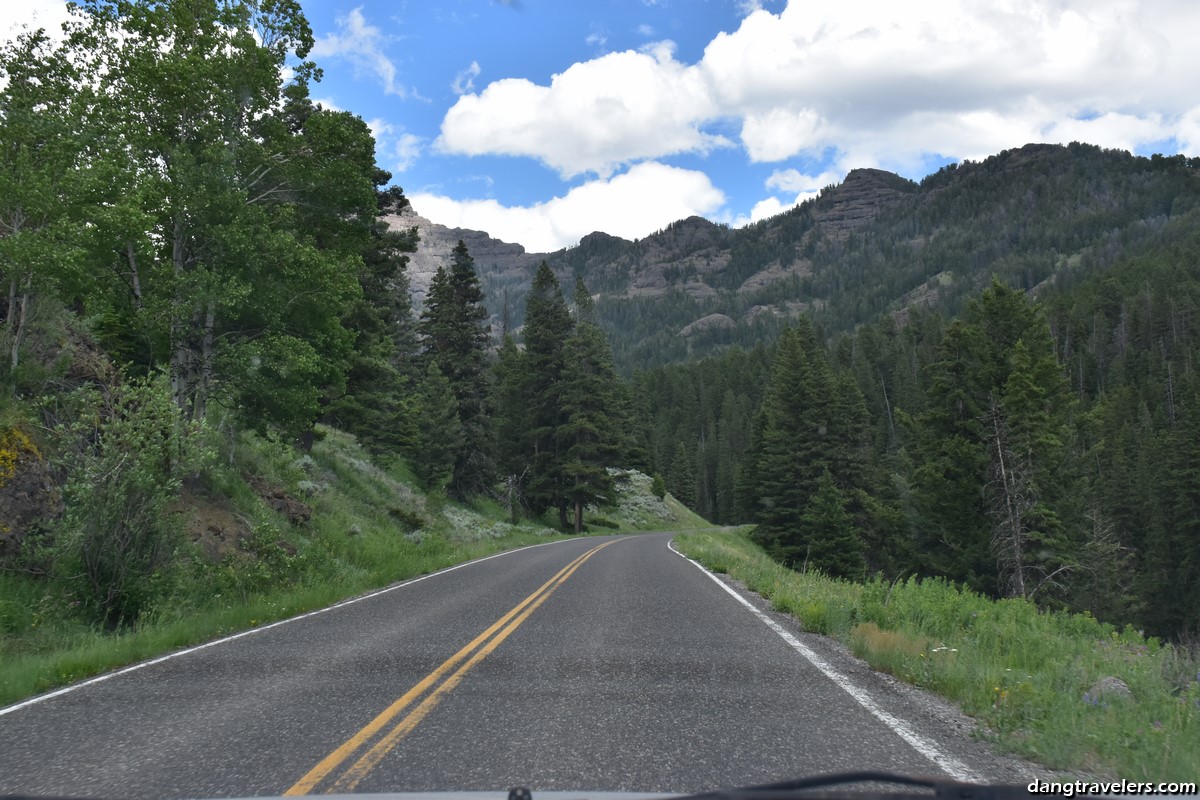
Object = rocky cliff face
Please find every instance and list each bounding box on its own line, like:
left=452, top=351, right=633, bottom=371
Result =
left=381, top=205, right=544, bottom=306
left=811, top=167, right=916, bottom=238
left=384, top=165, right=925, bottom=344
left=387, top=166, right=914, bottom=309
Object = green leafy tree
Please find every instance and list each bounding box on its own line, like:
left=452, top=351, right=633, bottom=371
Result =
left=56, top=0, right=367, bottom=440
left=0, top=31, right=86, bottom=388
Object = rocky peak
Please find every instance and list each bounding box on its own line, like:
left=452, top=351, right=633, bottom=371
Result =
left=384, top=205, right=544, bottom=304
left=813, top=167, right=915, bottom=238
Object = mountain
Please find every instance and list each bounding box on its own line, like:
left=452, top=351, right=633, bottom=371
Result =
left=391, top=142, right=1200, bottom=371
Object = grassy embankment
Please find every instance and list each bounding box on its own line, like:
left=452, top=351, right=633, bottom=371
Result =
left=0, top=424, right=707, bottom=708
left=674, top=528, right=1200, bottom=782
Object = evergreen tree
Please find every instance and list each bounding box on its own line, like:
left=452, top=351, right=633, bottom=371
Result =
left=799, top=470, right=866, bottom=579
left=560, top=318, right=624, bottom=532
left=418, top=240, right=492, bottom=495
left=522, top=262, right=574, bottom=526
left=667, top=439, right=695, bottom=507
left=406, top=363, right=463, bottom=492
left=323, top=185, right=419, bottom=455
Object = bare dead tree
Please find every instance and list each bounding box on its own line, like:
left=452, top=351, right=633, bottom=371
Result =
left=984, top=398, right=1034, bottom=598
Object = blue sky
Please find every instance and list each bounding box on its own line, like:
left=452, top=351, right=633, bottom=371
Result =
left=5, top=0, right=1200, bottom=252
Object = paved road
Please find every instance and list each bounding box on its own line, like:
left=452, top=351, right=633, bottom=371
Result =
left=0, top=532, right=1036, bottom=798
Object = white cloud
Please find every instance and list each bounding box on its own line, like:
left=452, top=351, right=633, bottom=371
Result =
left=410, top=162, right=726, bottom=252
left=312, top=97, right=346, bottom=113
left=436, top=0, right=1200, bottom=180
left=0, top=0, right=71, bottom=40
left=311, top=7, right=412, bottom=98
left=723, top=168, right=843, bottom=227
left=393, top=133, right=422, bottom=173
left=452, top=61, right=480, bottom=95
left=365, top=117, right=393, bottom=141
left=437, top=46, right=728, bottom=177
left=765, top=168, right=841, bottom=195
left=741, top=107, right=823, bottom=162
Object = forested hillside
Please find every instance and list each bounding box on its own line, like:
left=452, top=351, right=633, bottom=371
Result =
left=635, top=211, right=1200, bottom=638
left=444, top=143, right=1200, bottom=372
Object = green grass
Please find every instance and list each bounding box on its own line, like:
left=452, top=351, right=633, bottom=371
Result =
left=0, top=426, right=711, bottom=710
left=674, top=528, right=1200, bottom=782
left=0, top=425, right=571, bottom=708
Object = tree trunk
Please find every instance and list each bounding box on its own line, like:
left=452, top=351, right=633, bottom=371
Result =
left=558, top=502, right=569, bottom=531
left=170, top=218, right=191, bottom=415
left=986, top=402, right=1028, bottom=599
left=194, top=298, right=216, bottom=421
left=574, top=500, right=583, bottom=534
left=9, top=287, right=29, bottom=375
left=126, top=242, right=144, bottom=310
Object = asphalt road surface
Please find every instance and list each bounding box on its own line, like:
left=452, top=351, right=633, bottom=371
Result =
left=0, top=532, right=1040, bottom=798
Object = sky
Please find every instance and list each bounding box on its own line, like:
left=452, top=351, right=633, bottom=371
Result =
left=5, top=0, right=1200, bottom=253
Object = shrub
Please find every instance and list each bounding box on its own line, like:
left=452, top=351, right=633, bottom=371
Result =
left=47, top=375, right=211, bottom=627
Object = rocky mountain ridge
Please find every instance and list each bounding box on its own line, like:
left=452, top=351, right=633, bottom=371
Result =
left=390, top=165, right=916, bottom=307
left=385, top=143, right=1200, bottom=370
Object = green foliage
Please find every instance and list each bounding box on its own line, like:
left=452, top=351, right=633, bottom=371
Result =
left=46, top=375, right=211, bottom=626
left=405, top=363, right=464, bottom=492
left=559, top=320, right=624, bottom=532
left=518, top=262, right=574, bottom=521
left=678, top=528, right=1200, bottom=781
left=650, top=473, right=666, bottom=500
left=418, top=241, right=493, bottom=495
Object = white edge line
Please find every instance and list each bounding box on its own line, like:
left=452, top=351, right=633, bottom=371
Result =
left=667, top=538, right=982, bottom=784
left=0, top=536, right=580, bottom=718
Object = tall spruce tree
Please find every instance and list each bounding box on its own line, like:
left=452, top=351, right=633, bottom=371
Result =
left=522, top=262, right=574, bottom=526
left=406, top=363, right=463, bottom=492
left=418, top=240, right=492, bottom=495
left=800, top=469, right=866, bottom=578
left=559, top=292, right=624, bottom=532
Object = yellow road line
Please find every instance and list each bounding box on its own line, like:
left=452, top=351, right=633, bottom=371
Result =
left=285, top=540, right=616, bottom=796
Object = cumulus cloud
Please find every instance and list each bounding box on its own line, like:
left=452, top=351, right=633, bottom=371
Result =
left=312, top=7, right=414, bottom=98
left=436, top=0, right=1200, bottom=179
left=410, top=162, right=726, bottom=252
left=437, top=46, right=729, bottom=177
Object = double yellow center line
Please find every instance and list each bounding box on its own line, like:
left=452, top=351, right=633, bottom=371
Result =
left=285, top=540, right=617, bottom=795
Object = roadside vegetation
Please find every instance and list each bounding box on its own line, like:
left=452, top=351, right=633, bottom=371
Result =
left=0, top=410, right=703, bottom=709
left=675, top=528, right=1200, bottom=782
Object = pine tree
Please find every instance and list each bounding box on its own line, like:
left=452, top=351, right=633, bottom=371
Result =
left=522, top=262, right=574, bottom=526
left=559, top=318, right=624, bottom=532
left=667, top=439, right=695, bottom=507
left=799, top=470, right=866, bottom=579
left=418, top=240, right=492, bottom=495
left=323, top=186, right=418, bottom=455
left=406, top=363, right=463, bottom=492
left=752, top=327, right=814, bottom=559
